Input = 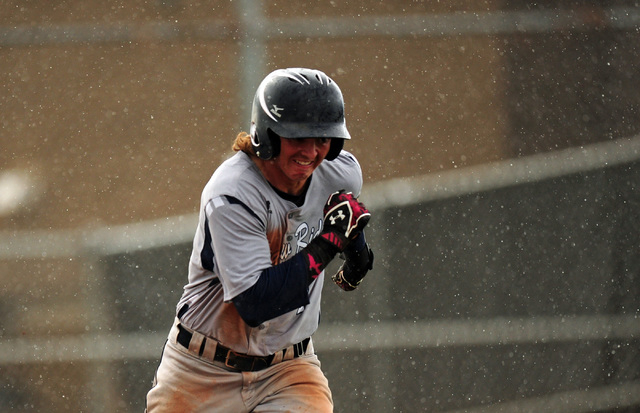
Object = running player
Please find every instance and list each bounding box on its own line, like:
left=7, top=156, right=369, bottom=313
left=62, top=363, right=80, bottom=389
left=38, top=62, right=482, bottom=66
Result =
left=145, top=67, right=374, bottom=412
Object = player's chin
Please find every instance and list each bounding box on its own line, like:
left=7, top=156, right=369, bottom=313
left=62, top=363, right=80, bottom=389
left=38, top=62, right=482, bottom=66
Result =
left=288, top=171, right=313, bottom=183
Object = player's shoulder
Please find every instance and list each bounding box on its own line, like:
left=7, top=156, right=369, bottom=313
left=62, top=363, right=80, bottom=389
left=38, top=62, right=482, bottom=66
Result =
left=205, top=152, right=266, bottom=199
left=322, top=150, right=362, bottom=173
left=316, top=150, right=363, bottom=194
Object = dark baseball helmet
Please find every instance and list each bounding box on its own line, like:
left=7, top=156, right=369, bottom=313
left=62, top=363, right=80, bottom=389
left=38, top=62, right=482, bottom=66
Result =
left=250, top=68, right=351, bottom=160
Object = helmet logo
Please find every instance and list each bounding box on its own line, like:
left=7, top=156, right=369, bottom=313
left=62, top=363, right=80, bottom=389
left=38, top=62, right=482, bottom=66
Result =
left=257, top=69, right=309, bottom=122
left=270, top=105, right=284, bottom=118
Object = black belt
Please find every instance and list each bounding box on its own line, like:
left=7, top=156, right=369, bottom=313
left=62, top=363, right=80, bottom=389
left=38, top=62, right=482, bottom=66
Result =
left=176, top=324, right=310, bottom=372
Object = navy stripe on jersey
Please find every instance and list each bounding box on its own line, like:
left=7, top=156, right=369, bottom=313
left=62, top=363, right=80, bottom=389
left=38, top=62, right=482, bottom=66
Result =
left=200, top=195, right=263, bottom=273
left=200, top=215, right=215, bottom=272
left=225, top=195, right=263, bottom=227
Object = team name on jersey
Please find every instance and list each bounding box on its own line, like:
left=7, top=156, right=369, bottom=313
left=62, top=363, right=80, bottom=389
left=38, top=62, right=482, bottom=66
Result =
left=279, top=218, right=324, bottom=262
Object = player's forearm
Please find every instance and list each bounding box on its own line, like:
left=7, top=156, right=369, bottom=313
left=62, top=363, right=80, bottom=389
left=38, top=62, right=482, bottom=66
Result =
left=231, top=252, right=318, bottom=327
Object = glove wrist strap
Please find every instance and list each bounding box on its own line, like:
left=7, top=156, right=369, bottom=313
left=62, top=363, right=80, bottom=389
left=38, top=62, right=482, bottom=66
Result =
left=303, top=236, right=340, bottom=283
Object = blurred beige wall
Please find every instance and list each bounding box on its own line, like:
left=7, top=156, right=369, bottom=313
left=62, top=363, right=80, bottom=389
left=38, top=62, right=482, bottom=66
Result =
left=2, top=2, right=640, bottom=412
left=1, top=1, right=510, bottom=232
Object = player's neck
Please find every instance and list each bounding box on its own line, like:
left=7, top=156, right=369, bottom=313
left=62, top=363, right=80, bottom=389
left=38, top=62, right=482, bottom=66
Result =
left=269, top=179, right=310, bottom=207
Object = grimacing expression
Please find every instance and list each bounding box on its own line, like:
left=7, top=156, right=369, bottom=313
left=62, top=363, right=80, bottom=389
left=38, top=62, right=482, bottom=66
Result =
left=272, top=137, right=331, bottom=190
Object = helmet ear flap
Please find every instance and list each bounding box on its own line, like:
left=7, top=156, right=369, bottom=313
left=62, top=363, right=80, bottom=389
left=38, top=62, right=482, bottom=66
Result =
left=251, top=127, right=281, bottom=160
left=266, top=129, right=281, bottom=159
left=325, top=138, right=344, bottom=161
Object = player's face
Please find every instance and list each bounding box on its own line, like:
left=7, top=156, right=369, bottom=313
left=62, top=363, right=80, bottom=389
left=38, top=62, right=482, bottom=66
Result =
left=269, top=137, right=331, bottom=195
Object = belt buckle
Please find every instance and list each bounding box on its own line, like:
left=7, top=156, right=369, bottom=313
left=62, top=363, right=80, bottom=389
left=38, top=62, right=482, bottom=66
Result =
left=224, top=350, right=255, bottom=371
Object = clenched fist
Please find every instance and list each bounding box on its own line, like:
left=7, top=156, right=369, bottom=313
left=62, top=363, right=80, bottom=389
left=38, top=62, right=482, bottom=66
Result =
left=320, top=190, right=371, bottom=252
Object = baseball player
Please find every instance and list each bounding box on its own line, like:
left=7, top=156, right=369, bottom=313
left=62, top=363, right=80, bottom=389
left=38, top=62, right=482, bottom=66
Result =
left=145, top=68, right=374, bottom=412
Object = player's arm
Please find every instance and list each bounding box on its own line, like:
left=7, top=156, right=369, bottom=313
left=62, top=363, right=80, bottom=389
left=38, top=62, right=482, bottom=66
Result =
left=232, top=190, right=371, bottom=327
left=206, top=195, right=311, bottom=327
left=232, top=254, right=310, bottom=327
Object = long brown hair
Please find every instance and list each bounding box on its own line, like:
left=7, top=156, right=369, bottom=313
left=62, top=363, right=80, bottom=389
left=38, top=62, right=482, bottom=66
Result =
left=232, top=132, right=255, bottom=155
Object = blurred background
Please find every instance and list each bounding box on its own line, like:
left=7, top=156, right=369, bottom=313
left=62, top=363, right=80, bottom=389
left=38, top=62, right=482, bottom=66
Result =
left=1, top=1, right=639, bottom=412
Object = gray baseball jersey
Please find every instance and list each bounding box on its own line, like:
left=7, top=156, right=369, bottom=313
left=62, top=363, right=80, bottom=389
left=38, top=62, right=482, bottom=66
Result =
left=176, top=149, right=363, bottom=356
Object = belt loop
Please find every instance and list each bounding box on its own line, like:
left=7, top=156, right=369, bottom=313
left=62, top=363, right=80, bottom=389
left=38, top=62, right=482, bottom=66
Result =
left=188, top=330, right=205, bottom=355
left=282, top=345, right=295, bottom=361
left=201, top=336, right=218, bottom=361
left=271, top=349, right=284, bottom=365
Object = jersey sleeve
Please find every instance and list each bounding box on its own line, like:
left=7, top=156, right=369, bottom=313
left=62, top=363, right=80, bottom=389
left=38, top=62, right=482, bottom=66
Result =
left=338, top=151, right=364, bottom=195
left=206, top=195, right=273, bottom=302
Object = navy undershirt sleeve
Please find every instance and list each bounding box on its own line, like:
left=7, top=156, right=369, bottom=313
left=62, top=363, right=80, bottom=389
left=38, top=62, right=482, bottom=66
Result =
left=232, top=253, right=311, bottom=327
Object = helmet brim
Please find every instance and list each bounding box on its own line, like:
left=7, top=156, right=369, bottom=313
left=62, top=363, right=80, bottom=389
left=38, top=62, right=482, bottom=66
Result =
left=274, top=123, right=351, bottom=141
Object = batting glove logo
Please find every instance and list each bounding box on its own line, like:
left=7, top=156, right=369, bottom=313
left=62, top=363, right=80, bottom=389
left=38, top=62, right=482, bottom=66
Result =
left=328, top=209, right=346, bottom=225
